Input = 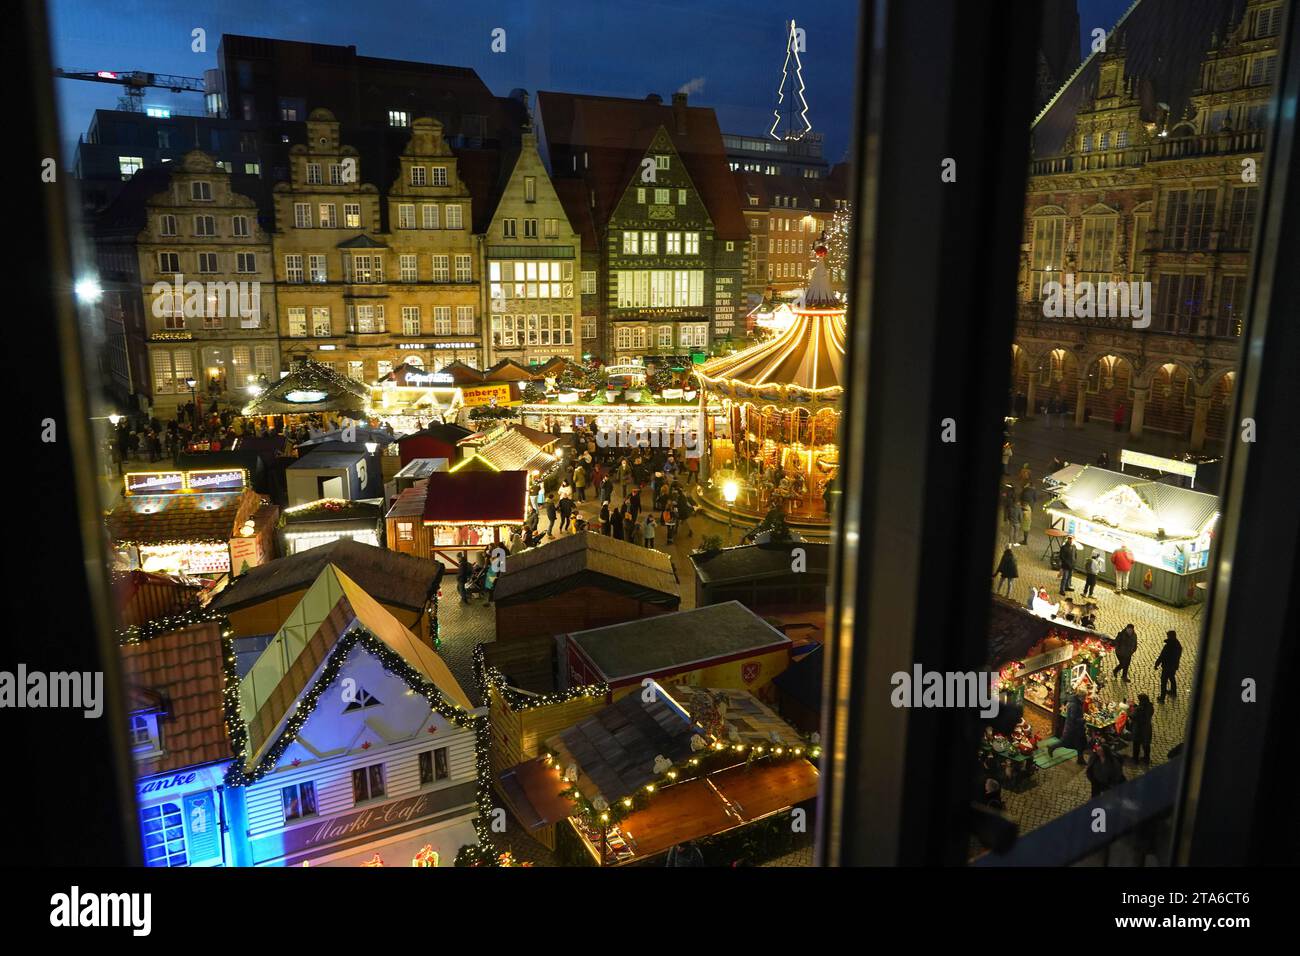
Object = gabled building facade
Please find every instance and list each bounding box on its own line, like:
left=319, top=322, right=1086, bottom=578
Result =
left=538, top=91, right=749, bottom=362
left=224, top=564, right=483, bottom=867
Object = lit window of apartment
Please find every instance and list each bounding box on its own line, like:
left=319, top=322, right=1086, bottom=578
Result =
left=623, top=231, right=640, bottom=254
left=431, top=255, right=449, bottom=282
left=399, top=254, right=418, bottom=282
left=319, top=204, right=337, bottom=229
left=389, top=110, right=410, bottom=128
left=654, top=188, right=670, bottom=204
left=312, top=307, right=331, bottom=336
left=685, top=232, right=700, bottom=255
left=345, top=203, right=361, bottom=228
left=582, top=316, right=596, bottom=339
left=284, top=255, right=304, bottom=284
left=665, top=232, right=682, bottom=254
left=445, top=205, right=463, bottom=229
left=544, top=218, right=558, bottom=238
left=119, top=156, right=144, bottom=179
left=581, top=271, right=597, bottom=295
left=433, top=307, right=452, bottom=335
left=422, top=204, right=439, bottom=229
left=454, top=254, right=473, bottom=282
left=637, top=187, right=646, bottom=203
left=402, top=306, right=420, bottom=335
left=642, top=232, right=658, bottom=254
left=654, top=155, right=670, bottom=170
left=677, top=189, right=687, bottom=205
left=457, top=306, right=475, bottom=334
left=308, top=255, right=327, bottom=283
left=398, top=204, right=415, bottom=229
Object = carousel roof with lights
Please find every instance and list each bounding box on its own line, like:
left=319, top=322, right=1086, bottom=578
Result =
left=697, top=246, right=846, bottom=408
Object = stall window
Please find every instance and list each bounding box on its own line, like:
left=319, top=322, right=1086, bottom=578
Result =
left=281, top=782, right=318, bottom=822
left=351, top=764, right=386, bottom=804
left=419, top=747, right=450, bottom=786
left=140, top=802, right=188, bottom=867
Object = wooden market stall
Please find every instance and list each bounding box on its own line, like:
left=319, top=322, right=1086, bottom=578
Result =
left=384, top=469, right=529, bottom=569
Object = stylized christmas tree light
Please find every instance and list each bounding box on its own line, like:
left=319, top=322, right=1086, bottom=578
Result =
left=770, top=19, right=812, bottom=141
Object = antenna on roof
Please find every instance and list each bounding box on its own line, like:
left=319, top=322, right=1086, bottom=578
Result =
left=770, top=19, right=812, bottom=142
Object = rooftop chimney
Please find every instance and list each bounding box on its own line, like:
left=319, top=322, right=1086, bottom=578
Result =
left=672, top=92, right=688, bottom=135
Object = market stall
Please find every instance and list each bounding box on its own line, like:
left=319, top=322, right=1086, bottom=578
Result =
left=367, top=363, right=461, bottom=432
left=278, top=498, right=385, bottom=555
left=695, top=244, right=844, bottom=525
left=1044, top=465, right=1218, bottom=606
left=107, top=467, right=278, bottom=577
left=384, top=470, right=529, bottom=569
left=242, top=360, right=369, bottom=423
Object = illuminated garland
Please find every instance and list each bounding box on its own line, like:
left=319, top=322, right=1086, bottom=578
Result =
left=116, top=606, right=231, bottom=646
left=473, top=643, right=608, bottom=710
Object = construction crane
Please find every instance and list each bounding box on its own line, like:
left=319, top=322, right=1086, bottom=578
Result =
left=54, top=68, right=206, bottom=113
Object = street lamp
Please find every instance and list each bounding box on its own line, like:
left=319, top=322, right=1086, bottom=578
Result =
left=722, top=479, right=739, bottom=544
left=108, top=413, right=122, bottom=427
left=185, top=377, right=200, bottom=425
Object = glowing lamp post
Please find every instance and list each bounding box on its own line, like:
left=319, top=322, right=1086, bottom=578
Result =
left=723, top=479, right=739, bottom=544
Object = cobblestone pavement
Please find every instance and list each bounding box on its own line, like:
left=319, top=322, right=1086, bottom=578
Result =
left=991, top=417, right=1219, bottom=837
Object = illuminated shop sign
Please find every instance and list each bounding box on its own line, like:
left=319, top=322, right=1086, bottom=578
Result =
left=124, top=469, right=248, bottom=497
left=284, top=389, right=331, bottom=403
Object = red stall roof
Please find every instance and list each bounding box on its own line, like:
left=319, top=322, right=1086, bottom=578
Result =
left=421, top=470, right=528, bottom=525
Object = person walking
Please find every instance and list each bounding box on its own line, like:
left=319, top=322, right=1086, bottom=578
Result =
left=1017, top=462, right=1032, bottom=486
left=663, top=501, right=678, bottom=545
left=611, top=504, right=626, bottom=541
left=1111, top=544, right=1134, bottom=593
left=685, top=453, right=699, bottom=484
left=1058, top=535, right=1077, bottom=593
left=1083, top=549, right=1104, bottom=597
left=1112, top=624, right=1137, bottom=682
left=628, top=484, right=642, bottom=520
left=1019, top=502, right=1032, bottom=546
left=483, top=559, right=499, bottom=605
left=600, top=474, right=613, bottom=505
left=1129, top=693, right=1154, bottom=764
left=993, top=545, right=1018, bottom=597
left=622, top=508, right=636, bottom=543
left=619, top=457, right=631, bottom=499
left=456, top=551, right=471, bottom=604
left=558, top=494, right=575, bottom=534
left=1113, top=402, right=1126, bottom=432
left=642, top=513, right=657, bottom=549
left=573, top=463, right=587, bottom=502
left=545, top=494, right=558, bottom=538
left=599, top=501, right=611, bottom=536
left=1154, top=630, right=1183, bottom=703
left=1003, top=490, right=1019, bottom=542
left=1001, top=441, right=1013, bottom=476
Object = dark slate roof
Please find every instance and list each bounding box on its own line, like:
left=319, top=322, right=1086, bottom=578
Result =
left=494, top=531, right=680, bottom=606
left=120, top=620, right=230, bottom=774
left=690, top=541, right=830, bottom=586
left=569, top=601, right=791, bottom=682
left=457, top=146, right=514, bottom=234
left=552, top=178, right=599, bottom=252
left=537, top=90, right=748, bottom=241
left=287, top=449, right=366, bottom=470
left=1032, top=0, right=1248, bottom=156
left=212, top=538, right=442, bottom=613
left=546, top=689, right=698, bottom=804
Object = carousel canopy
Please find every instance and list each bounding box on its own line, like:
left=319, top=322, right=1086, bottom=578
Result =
left=697, top=256, right=846, bottom=407
left=244, top=361, right=368, bottom=417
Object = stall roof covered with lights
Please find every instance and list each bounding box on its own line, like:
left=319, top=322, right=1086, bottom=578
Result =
left=452, top=427, right=557, bottom=475
left=243, top=360, right=368, bottom=417
left=234, top=563, right=473, bottom=776
left=1046, top=466, right=1219, bottom=540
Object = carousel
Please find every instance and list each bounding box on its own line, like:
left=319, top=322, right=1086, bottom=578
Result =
left=695, top=243, right=844, bottom=531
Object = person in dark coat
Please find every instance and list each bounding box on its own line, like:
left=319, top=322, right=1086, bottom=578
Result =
left=599, top=501, right=611, bottom=535
left=1058, top=535, right=1076, bottom=593
left=993, top=546, right=1018, bottom=597
left=1051, top=693, right=1088, bottom=764
left=1154, top=630, right=1183, bottom=702
left=1112, top=624, right=1137, bottom=682
left=611, top=505, right=626, bottom=541
left=545, top=495, right=558, bottom=537
left=1085, top=743, right=1124, bottom=798
left=622, top=509, right=636, bottom=542
left=1129, top=693, right=1154, bottom=763
left=558, top=495, right=575, bottom=533
left=456, top=551, right=471, bottom=604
